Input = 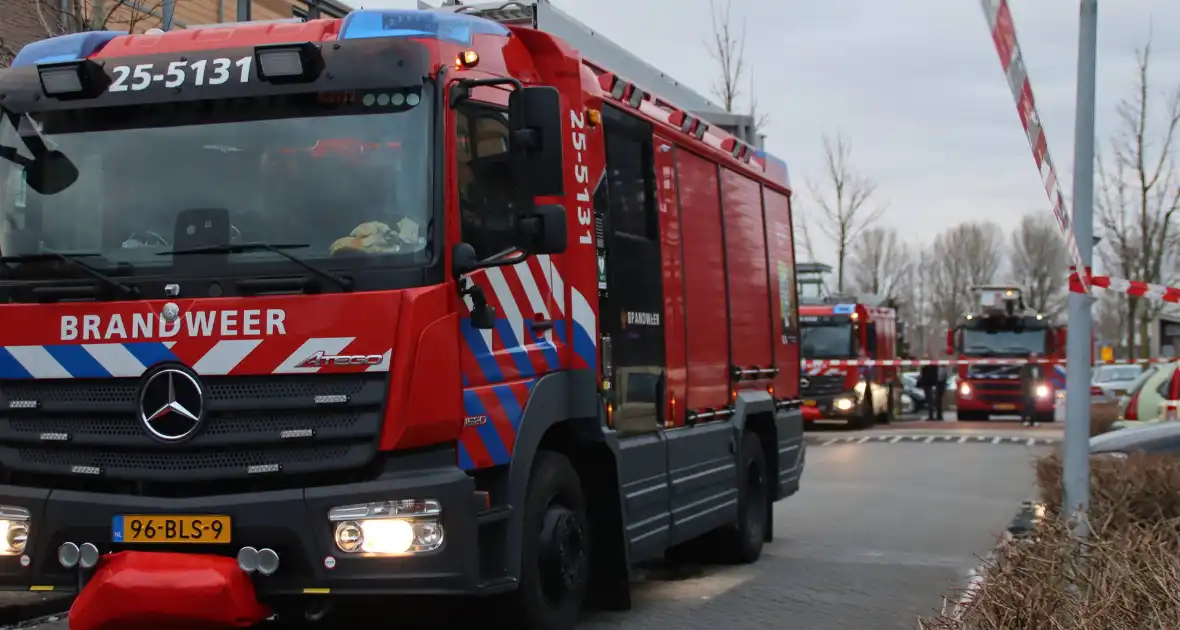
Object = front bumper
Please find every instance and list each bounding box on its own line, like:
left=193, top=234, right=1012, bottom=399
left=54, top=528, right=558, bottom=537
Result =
left=0, top=461, right=485, bottom=597
left=802, top=394, right=859, bottom=421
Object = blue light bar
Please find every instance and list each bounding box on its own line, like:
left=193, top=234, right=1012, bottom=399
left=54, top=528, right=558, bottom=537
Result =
left=11, top=31, right=125, bottom=68
left=339, top=10, right=510, bottom=47
left=832, top=304, right=855, bottom=314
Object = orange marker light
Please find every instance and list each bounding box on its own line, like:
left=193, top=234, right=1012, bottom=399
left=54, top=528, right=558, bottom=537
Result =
left=587, top=109, right=602, bottom=127
left=455, top=50, right=479, bottom=70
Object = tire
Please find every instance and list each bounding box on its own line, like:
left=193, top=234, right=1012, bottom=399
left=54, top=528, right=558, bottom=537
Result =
left=509, top=451, right=590, bottom=630
left=716, top=431, right=768, bottom=564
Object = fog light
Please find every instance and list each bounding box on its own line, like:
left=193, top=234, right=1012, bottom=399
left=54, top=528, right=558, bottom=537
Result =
left=255, top=548, right=280, bottom=576
left=237, top=546, right=258, bottom=573
left=0, top=506, right=31, bottom=555
left=328, top=499, right=445, bottom=555
left=833, top=398, right=854, bottom=411
left=58, top=542, right=79, bottom=569
left=78, top=543, right=99, bottom=569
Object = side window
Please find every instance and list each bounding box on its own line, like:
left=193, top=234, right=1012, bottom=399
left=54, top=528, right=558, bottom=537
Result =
left=602, top=106, right=655, bottom=240
left=455, top=104, right=514, bottom=259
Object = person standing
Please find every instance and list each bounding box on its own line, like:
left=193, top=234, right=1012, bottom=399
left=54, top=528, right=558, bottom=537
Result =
left=933, top=365, right=948, bottom=421
left=1020, top=353, right=1044, bottom=427
left=918, top=358, right=940, bottom=421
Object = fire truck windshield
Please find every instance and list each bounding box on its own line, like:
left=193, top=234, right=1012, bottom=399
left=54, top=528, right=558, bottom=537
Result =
left=0, top=88, right=431, bottom=282
left=801, top=321, right=854, bottom=358
left=961, top=328, right=1046, bottom=356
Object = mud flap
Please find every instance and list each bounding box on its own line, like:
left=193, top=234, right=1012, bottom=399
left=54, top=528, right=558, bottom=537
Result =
left=69, top=551, right=270, bottom=630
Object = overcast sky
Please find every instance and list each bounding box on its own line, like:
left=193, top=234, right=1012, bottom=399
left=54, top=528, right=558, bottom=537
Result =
left=352, top=0, right=1180, bottom=264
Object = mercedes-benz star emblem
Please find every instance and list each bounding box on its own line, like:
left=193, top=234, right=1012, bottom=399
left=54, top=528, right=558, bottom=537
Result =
left=800, top=378, right=811, bottom=389
left=139, top=369, right=205, bottom=441
left=161, top=302, right=180, bottom=322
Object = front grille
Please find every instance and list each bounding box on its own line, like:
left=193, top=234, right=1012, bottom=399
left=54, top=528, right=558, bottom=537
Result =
left=801, top=374, right=846, bottom=397
left=0, top=374, right=386, bottom=488
left=969, top=381, right=1021, bottom=405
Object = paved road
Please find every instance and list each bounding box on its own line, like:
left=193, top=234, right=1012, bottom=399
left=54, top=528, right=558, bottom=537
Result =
left=15, top=428, right=1044, bottom=630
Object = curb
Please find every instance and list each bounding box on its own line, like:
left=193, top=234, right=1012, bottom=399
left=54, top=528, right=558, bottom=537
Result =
left=805, top=434, right=1061, bottom=446
left=950, top=501, right=1040, bottom=619
left=0, top=594, right=70, bottom=629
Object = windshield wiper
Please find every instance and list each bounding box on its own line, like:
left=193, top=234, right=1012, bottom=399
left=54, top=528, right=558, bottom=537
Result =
left=0, top=252, right=138, bottom=297
left=159, top=242, right=353, bottom=291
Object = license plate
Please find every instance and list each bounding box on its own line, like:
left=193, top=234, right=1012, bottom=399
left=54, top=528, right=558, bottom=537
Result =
left=803, top=400, right=816, bottom=407
left=994, top=403, right=1016, bottom=411
left=112, top=515, right=231, bottom=544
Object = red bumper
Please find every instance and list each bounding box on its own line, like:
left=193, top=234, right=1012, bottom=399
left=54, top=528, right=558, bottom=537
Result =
left=69, top=552, right=270, bottom=630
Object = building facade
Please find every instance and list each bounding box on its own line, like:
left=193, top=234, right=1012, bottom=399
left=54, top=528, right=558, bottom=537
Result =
left=0, top=0, right=350, bottom=67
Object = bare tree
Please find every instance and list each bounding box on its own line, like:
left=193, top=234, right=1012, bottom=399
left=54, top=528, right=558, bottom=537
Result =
left=31, top=0, right=174, bottom=37
left=927, top=221, right=1005, bottom=328
left=847, top=226, right=911, bottom=300
left=1009, top=212, right=1069, bottom=318
left=1096, top=39, right=1180, bottom=358
left=705, top=0, right=768, bottom=130
left=806, top=134, right=886, bottom=292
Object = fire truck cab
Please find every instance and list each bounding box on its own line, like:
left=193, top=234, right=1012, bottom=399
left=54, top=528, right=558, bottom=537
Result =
left=947, top=286, right=1064, bottom=422
left=797, top=263, right=899, bottom=428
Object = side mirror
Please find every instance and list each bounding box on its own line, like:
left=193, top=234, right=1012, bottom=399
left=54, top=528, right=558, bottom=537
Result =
left=864, top=323, right=878, bottom=358
left=517, top=204, right=567, bottom=255
left=508, top=86, right=564, bottom=198
left=945, top=329, right=955, bottom=355
left=452, top=243, right=480, bottom=279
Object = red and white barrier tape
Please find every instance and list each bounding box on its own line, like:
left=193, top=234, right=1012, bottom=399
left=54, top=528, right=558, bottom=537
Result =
left=981, top=0, right=1089, bottom=292
left=1069, top=271, right=1180, bottom=303
left=801, top=358, right=1170, bottom=368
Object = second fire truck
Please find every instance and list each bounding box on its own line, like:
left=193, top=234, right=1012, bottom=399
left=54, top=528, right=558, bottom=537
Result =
left=797, top=264, right=900, bottom=428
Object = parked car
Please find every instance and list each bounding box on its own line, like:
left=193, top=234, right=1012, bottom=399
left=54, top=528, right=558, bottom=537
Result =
left=1090, top=420, right=1180, bottom=456
left=901, top=372, right=926, bottom=412
left=1118, top=361, right=1179, bottom=423
left=1090, top=364, right=1143, bottom=403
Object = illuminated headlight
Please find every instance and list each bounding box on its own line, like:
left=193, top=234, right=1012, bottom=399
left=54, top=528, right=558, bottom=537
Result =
left=1035, top=384, right=1051, bottom=399
left=0, top=506, right=30, bottom=555
left=959, top=383, right=972, bottom=397
left=328, top=499, right=443, bottom=555
left=834, top=398, right=855, bottom=411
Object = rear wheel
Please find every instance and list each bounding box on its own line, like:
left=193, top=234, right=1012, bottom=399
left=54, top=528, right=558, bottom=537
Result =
left=509, top=451, right=590, bottom=630
left=715, top=431, right=768, bottom=564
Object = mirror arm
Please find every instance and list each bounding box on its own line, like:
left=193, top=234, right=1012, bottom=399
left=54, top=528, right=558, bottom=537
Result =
left=450, top=77, right=524, bottom=108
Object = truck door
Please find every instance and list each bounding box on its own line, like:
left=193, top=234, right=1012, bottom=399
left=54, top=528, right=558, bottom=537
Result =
left=597, top=105, right=671, bottom=560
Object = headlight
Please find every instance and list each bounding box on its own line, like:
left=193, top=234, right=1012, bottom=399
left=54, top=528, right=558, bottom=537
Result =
left=959, top=383, right=972, bottom=396
left=1035, top=384, right=1051, bottom=399
left=0, top=506, right=30, bottom=555
left=328, top=499, right=444, bottom=556
left=834, top=398, right=855, bottom=411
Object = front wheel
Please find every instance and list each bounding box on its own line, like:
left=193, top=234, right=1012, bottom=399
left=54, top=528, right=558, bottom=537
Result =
left=510, top=451, right=590, bottom=630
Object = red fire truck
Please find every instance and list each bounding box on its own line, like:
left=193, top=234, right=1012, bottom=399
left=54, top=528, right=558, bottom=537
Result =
left=0, top=3, right=804, bottom=629
left=947, top=286, right=1066, bottom=422
left=798, top=273, right=900, bottom=428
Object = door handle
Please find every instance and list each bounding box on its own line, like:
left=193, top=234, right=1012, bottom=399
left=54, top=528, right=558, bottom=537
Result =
left=531, top=319, right=554, bottom=331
